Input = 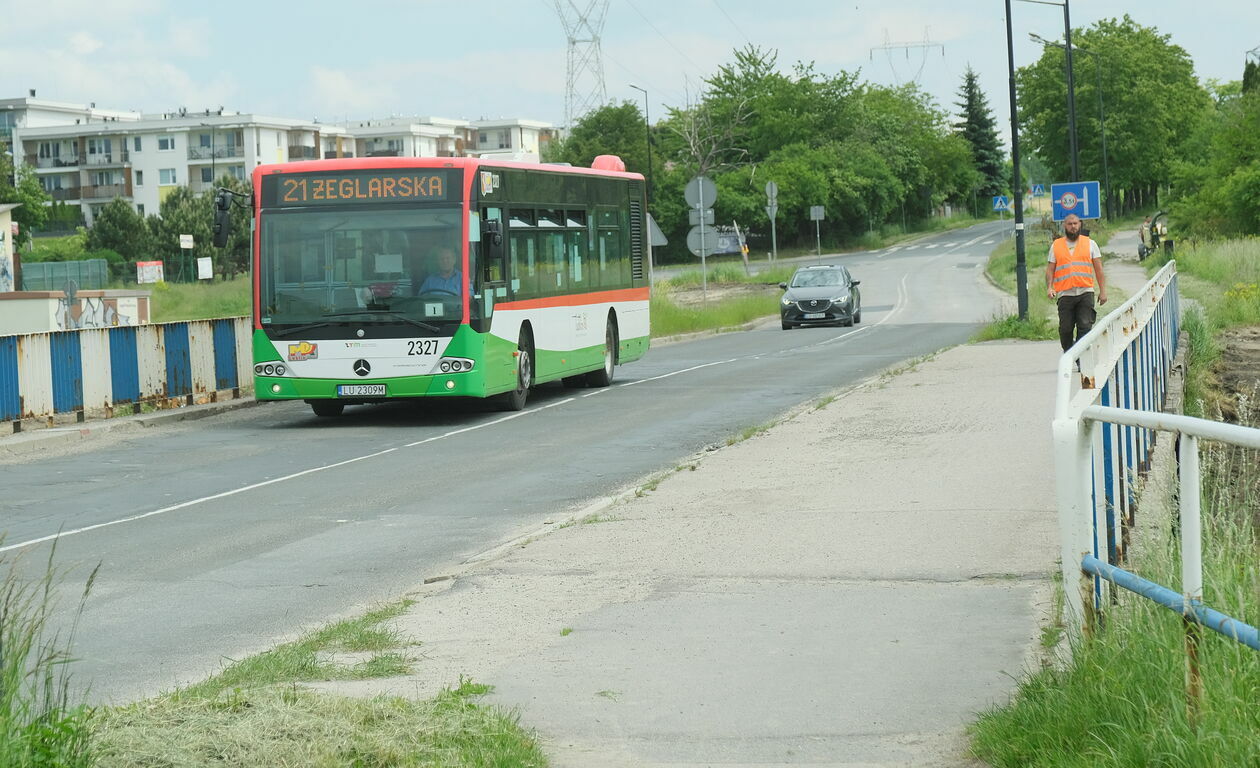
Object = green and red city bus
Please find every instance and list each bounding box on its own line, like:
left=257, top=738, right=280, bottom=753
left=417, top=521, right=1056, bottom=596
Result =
left=217, top=156, right=650, bottom=417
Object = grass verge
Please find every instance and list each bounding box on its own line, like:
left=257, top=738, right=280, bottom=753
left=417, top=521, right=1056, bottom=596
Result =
left=90, top=600, right=548, bottom=767
left=650, top=284, right=779, bottom=338
left=1, top=544, right=96, bottom=768
left=149, top=276, right=252, bottom=323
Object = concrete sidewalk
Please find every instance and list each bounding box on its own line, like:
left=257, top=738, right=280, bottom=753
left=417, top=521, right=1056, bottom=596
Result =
left=312, top=339, right=1068, bottom=767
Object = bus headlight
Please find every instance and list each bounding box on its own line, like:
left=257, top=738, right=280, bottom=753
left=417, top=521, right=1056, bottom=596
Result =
left=274, top=364, right=286, bottom=376
left=263, top=364, right=275, bottom=376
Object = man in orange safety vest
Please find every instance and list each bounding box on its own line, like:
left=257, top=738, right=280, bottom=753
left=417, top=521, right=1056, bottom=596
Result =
left=1045, top=213, right=1108, bottom=353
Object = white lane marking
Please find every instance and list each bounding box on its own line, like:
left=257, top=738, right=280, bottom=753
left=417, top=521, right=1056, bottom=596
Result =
left=7, top=253, right=935, bottom=553
left=886, top=247, right=901, bottom=254
left=905, top=244, right=920, bottom=250
left=925, top=243, right=938, bottom=249
left=983, top=239, right=995, bottom=244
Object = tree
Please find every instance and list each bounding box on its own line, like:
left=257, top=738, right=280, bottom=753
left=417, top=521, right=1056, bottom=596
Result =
left=86, top=197, right=151, bottom=261
left=0, top=154, right=51, bottom=248
left=954, top=66, right=1006, bottom=198
left=151, top=186, right=214, bottom=281
left=1244, top=59, right=1259, bottom=95
left=547, top=102, right=649, bottom=175
left=1017, top=16, right=1211, bottom=213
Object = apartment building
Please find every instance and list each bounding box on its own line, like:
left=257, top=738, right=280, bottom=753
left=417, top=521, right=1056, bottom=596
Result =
left=12, top=110, right=352, bottom=225
left=7, top=95, right=557, bottom=227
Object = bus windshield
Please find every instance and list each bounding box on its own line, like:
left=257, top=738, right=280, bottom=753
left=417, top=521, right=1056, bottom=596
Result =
left=259, top=206, right=466, bottom=334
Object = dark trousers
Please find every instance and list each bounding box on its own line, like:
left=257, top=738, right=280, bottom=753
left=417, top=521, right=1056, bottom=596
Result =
left=1057, top=292, right=1097, bottom=352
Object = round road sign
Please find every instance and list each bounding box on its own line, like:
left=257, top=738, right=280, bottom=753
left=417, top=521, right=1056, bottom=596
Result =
left=765, top=180, right=779, bottom=200
left=686, top=225, right=717, bottom=258
left=1059, top=192, right=1079, bottom=210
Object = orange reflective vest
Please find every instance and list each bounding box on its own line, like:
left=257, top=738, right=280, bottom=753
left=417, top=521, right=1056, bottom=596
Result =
left=1051, top=235, right=1096, bottom=292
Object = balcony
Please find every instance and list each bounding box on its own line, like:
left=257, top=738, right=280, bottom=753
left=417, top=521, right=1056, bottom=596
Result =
left=27, top=153, right=84, bottom=169
left=288, top=145, right=318, bottom=161
left=85, top=151, right=129, bottom=166
left=188, top=145, right=245, bottom=161
left=81, top=183, right=131, bottom=199
left=366, top=149, right=401, bottom=157
left=48, top=187, right=83, bottom=201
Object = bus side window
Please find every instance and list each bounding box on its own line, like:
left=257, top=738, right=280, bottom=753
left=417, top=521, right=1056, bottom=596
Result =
left=540, top=230, right=566, bottom=295
left=567, top=230, right=585, bottom=288
left=509, top=232, right=538, bottom=298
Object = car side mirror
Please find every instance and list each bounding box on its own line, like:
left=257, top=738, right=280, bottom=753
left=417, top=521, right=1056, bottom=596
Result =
left=778, top=282, right=788, bottom=290
left=850, top=280, right=861, bottom=286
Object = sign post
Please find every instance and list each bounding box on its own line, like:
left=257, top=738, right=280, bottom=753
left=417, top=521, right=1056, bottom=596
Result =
left=765, top=181, right=779, bottom=262
left=685, top=175, right=717, bottom=302
left=809, top=205, right=825, bottom=263
left=178, top=234, right=195, bottom=282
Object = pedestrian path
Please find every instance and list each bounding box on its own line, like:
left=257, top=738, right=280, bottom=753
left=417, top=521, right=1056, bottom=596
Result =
left=314, top=339, right=1071, bottom=767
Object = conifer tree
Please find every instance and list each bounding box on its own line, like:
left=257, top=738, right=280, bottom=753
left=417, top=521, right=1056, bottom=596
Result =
left=954, top=66, right=1005, bottom=197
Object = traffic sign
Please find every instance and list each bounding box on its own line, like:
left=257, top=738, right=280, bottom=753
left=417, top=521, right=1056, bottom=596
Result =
left=684, top=175, right=717, bottom=209
left=992, top=195, right=1010, bottom=212
left=179, top=233, right=195, bottom=249
left=686, top=225, right=717, bottom=258
left=765, top=180, right=779, bottom=201
left=1032, top=184, right=1046, bottom=197
left=1051, top=181, right=1101, bottom=221
left=688, top=208, right=715, bottom=226
left=765, top=204, right=778, bottom=219
left=809, top=205, right=825, bottom=221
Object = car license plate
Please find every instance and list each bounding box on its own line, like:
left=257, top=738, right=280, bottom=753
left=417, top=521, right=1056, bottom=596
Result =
left=803, top=312, right=825, bottom=319
left=337, top=384, right=385, bottom=397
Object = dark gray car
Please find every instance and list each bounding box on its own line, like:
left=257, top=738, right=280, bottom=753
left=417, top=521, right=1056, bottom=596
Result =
left=779, top=264, right=862, bottom=330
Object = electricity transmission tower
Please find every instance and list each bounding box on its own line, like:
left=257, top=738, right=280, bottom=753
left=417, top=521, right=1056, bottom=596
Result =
left=869, top=28, right=945, bottom=85
left=554, top=0, right=610, bottom=127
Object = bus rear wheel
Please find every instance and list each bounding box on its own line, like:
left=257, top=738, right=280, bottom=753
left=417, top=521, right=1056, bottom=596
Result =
left=309, top=400, right=344, bottom=418
left=499, top=332, right=533, bottom=411
left=585, top=317, right=617, bottom=387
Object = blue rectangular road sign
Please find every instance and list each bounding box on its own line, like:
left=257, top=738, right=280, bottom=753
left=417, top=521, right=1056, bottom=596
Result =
left=1051, top=181, right=1101, bottom=221
left=1032, top=184, right=1045, bottom=197
left=992, top=195, right=1010, bottom=211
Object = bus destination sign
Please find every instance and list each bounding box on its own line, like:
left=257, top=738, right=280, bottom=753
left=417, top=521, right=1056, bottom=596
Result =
left=262, top=169, right=457, bottom=207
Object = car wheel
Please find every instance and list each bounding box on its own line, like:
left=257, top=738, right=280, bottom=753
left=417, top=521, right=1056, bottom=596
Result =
left=781, top=321, right=792, bottom=330
left=310, top=400, right=344, bottom=418
left=499, top=331, right=533, bottom=411
left=854, top=310, right=862, bottom=324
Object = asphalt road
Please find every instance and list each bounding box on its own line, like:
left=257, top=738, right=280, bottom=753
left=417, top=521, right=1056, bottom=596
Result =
left=0, top=220, right=1012, bottom=703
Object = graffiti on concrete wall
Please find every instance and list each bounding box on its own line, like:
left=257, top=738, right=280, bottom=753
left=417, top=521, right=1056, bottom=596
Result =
left=0, top=251, right=13, bottom=293
left=56, top=296, right=136, bottom=330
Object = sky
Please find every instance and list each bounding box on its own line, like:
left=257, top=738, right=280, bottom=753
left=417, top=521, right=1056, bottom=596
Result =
left=1, top=0, right=1257, bottom=145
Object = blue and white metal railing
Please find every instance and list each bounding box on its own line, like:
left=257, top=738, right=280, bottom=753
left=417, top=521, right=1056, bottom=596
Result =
left=1052, top=260, right=1260, bottom=653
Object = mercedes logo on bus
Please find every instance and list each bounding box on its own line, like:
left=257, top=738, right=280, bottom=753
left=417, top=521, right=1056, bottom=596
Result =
left=353, top=359, right=371, bottom=377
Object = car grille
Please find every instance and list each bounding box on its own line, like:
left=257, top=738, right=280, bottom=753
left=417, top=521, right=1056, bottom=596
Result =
left=796, top=299, right=832, bottom=312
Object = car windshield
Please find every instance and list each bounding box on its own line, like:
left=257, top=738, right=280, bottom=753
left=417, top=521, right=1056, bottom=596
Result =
left=259, top=206, right=469, bottom=331
left=790, top=270, right=846, bottom=288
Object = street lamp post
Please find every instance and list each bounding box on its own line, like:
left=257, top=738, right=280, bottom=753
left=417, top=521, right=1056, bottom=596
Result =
left=1017, top=0, right=1079, bottom=182
left=627, top=84, right=654, bottom=205
left=1032, top=35, right=1112, bottom=220
left=1005, top=0, right=1029, bottom=320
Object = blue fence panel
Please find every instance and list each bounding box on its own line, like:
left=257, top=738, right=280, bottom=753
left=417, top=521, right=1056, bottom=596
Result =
left=212, top=319, right=238, bottom=390
left=49, top=332, right=84, bottom=413
left=109, top=327, right=141, bottom=404
left=164, top=323, right=192, bottom=397
left=0, top=337, right=19, bottom=421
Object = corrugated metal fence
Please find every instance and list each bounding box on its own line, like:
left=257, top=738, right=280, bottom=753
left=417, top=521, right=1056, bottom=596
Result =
left=0, top=317, right=252, bottom=422
left=20, top=259, right=111, bottom=291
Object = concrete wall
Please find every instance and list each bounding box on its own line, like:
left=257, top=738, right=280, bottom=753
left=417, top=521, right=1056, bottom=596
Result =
left=0, top=290, right=151, bottom=335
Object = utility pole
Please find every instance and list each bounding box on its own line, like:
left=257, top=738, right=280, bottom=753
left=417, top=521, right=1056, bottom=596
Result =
left=1006, top=0, right=1029, bottom=320
left=1063, top=0, right=1079, bottom=181
left=628, top=84, right=653, bottom=204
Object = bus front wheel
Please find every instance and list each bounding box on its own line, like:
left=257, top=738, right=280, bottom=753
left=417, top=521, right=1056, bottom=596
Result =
left=499, top=332, right=533, bottom=411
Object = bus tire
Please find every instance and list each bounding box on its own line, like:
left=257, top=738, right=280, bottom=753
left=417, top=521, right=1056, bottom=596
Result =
left=585, top=314, right=617, bottom=387
left=499, top=330, right=533, bottom=411
left=309, top=400, right=344, bottom=418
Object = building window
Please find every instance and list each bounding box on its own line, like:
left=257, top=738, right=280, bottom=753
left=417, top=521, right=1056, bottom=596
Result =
left=135, top=170, right=144, bottom=185
left=199, top=133, right=212, bottom=148
left=158, top=136, right=174, bottom=151
left=133, top=136, right=142, bottom=152
left=201, top=167, right=214, bottom=183
left=498, top=130, right=509, bottom=149
left=93, top=171, right=113, bottom=187
left=228, top=166, right=246, bottom=181
left=159, top=168, right=177, bottom=185
left=136, top=204, right=145, bottom=216
left=38, top=142, right=60, bottom=159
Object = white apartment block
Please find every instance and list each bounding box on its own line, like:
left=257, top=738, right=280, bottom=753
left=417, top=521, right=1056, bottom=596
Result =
left=13, top=109, right=352, bottom=225
left=6, top=95, right=556, bottom=228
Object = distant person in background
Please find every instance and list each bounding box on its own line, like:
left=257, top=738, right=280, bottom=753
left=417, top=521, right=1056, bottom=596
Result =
left=1140, top=216, right=1151, bottom=247
left=416, top=246, right=465, bottom=295
left=1046, top=213, right=1108, bottom=354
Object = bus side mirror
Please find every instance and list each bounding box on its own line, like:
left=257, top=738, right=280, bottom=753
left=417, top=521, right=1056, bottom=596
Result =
left=212, top=189, right=232, bottom=248
left=481, top=219, right=505, bottom=283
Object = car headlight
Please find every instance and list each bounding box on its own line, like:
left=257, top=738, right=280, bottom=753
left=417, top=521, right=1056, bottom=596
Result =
left=833, top=293, right=850, bottom=304
left=781, top=296, right=794, bottom=306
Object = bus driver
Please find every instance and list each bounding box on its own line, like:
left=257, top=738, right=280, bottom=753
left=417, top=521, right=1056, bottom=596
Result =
left=416, top=245, right=465, bottom=295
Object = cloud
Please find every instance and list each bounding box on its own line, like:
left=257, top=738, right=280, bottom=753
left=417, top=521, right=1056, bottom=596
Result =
left=69, top=32, right=103, bottom=56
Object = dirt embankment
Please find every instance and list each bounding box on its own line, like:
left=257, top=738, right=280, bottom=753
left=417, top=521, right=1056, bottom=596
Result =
left=1215, top=326, right=1260, bottom=423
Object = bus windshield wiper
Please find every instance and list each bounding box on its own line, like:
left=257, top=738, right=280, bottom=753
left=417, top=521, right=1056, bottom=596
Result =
left=321, top=310, right=443, bottom=334
left=270, top=321, right=338, bottom=338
